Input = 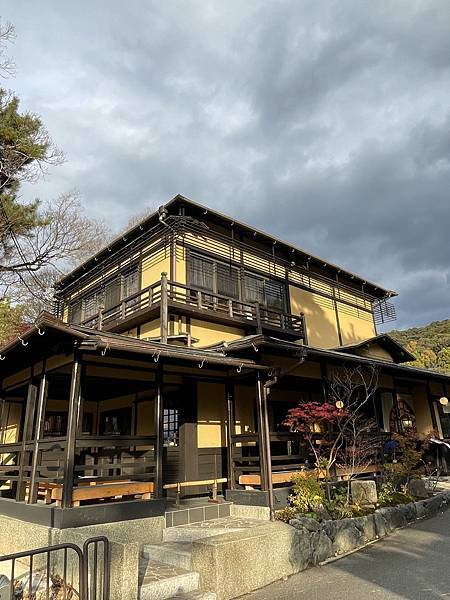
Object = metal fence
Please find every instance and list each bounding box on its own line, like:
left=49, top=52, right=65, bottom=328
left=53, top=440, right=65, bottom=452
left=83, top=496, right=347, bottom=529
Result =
left=0, top=536, right=110, bottom=600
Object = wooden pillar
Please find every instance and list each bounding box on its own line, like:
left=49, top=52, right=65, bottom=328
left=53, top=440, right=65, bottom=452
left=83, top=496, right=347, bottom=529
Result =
left=0, top=390, right=6, bottom=445
left=160, top=272, right=169, bottom=344
left=260, top=378, right=275, bottom=520
left=226, top=379, right=236, bottom=490
left=154, top=362, right=164, bottom=498
left=426, top=381, right=438, bottom=431
left=61, top=355, right=82, bottom=509
left=391, top=384, right=402, bottom=433
left=256, top=372, right=269, bottom=491
left=16, top=379, right=38, bottom=501
left=320, top=362, right=328, bottom=402
left=28, top=372, right=49, bottom=504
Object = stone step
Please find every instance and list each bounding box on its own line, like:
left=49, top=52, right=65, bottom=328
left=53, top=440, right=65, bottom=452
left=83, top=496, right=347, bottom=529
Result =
left=142, top=542, right=193, bottom=570
left=163, top=525, right=241, bottom=543
left=139, top=560, right=200, bottom=600
left=171, top=592, right=216, bottom=599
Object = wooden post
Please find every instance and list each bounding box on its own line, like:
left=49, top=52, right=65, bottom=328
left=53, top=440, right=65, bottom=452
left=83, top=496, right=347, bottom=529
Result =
left=225, top=379, right=236, bottom=490
left=28, top=372, right=49, bottom=504
left=154, top=362, right=164, bottom=498
left=0, top=392, right=6, bottom=445
left=160, top=272, right=168, bottom=344
left=16, top=380, right=39, bottom=501
left=255, top=303, right=262, bottom=334
left=61, top=355, right=82, bottom=509
left=392, top=384, right=402, bottom=433
left=97, top=304, right=104, bottom=331
left=261, top=378, right=275, bottom=520
left=426, top=381, right=438, bottom=431
left=256, top=372, right=268, bottom=491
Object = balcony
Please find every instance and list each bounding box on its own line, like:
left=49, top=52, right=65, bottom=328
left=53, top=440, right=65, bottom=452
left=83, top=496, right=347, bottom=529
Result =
left=79, top=275, right=306, bottom=342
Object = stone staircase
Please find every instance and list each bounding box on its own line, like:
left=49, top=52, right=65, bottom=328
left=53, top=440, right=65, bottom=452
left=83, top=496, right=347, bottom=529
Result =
left=138, top=517, right=265, bottom=599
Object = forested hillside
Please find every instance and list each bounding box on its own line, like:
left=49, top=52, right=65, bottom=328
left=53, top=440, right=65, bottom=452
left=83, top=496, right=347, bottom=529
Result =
left=389, top=319, right=450, bottom=374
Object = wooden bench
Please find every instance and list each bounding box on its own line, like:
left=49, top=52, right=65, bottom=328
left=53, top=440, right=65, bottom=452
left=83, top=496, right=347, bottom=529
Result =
left=25, top=481, right=61, bottom=504
left=51, top=481, right=154, bottom=507
left=239, top=465, right=381, bottom=488
left=163, top=477, right=227, bottom=505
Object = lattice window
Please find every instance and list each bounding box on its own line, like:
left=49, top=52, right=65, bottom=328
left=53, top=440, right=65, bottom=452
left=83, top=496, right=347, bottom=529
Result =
left=164, top=408, right=179, bottom=446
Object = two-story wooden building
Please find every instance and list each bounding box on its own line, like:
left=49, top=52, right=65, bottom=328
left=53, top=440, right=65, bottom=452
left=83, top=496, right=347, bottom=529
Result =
left=0, top=194, right=449, bottom=524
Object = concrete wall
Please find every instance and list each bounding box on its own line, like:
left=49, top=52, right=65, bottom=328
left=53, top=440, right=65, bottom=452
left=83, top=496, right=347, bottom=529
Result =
left=0, top=514, right=164, bottom=600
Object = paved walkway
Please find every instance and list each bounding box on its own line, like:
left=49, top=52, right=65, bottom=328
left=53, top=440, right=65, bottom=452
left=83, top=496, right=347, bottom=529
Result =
left=239, top=509, right=450, bottom=599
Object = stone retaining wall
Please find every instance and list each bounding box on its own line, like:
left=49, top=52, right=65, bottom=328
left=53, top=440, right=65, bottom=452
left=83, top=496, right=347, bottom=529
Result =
left=290, top=490, right=450, bottom=561
left=193, top=490, right=450, bottom=600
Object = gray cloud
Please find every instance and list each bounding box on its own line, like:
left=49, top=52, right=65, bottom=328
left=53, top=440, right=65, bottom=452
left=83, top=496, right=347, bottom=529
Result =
left=2, top=0, right=450, bottom=329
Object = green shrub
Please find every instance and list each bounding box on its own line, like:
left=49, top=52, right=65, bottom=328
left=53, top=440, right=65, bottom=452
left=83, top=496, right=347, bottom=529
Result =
left=275, top=506, right=299, bottom=523
left=289, top=473, right=325, bottom=513
left=378, top=482, right=413, bottom=507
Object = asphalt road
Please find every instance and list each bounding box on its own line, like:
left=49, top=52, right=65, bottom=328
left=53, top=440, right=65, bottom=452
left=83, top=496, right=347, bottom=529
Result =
left=239, top=509, right=450, bottom=600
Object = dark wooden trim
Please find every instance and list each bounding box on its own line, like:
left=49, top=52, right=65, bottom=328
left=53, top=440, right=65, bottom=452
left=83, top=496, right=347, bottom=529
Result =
left=226, top=379, right=236, bottom=490
left=28, top=370, right=49, bottom=504
left=256, top=372, right=268, bottom=491
left=61, top=355, right=82, bottom=509
left=426, top=380, right=439, bottom=430
left=16, top=378, right=38, bottom=501
left=154, top=362, right=164, bottom=498
left=160, top=272, right=169, bottom=344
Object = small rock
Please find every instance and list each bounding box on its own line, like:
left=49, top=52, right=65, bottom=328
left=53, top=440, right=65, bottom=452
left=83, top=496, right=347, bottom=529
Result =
left=407, top=479, right=428, bottom=499
left=292, top=516, right=320, bottom=532
left=351, top=480, right=378, bottom=505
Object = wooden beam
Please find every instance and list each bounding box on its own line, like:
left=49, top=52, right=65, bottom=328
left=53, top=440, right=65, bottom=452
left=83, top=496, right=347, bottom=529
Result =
left=154, top=362, right=164, bottom=498
left=62, top=355, right=82, bottom=509
left=225, top=379, right=236, bottom=490
left=16, top=379, right=38, bottom=501
left=426, top=380, right=438, bottom=431
left=28, top=371, right=49, bottom=504
left=160, top=272, right=169, bottom=344
left=255, top=372, right=268, bottom=491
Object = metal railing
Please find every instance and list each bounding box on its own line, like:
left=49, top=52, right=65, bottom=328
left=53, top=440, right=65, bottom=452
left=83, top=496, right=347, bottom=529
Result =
left=80, top=276, right=306, bottom=339
left=0, top=536, right=110, bottom=600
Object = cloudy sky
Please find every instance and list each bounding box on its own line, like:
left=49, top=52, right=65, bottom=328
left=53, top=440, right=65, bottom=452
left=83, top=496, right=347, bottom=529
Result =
left=2, top=1, right=450, bottom=330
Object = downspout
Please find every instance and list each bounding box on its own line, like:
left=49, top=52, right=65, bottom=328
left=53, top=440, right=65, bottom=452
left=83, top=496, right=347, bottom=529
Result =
left=262, top=350, right=307, bottom=520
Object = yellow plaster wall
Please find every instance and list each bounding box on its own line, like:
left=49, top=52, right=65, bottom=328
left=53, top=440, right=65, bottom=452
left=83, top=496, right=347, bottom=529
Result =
left=191, top=320, right=245, bottom=347
left=410, top=386, right=434, bottom=435
left=338, top=304, right=376, bottom=345
left=137, top=400, right=155, bottom=435
left=1, top=403, right=21, bottom=443
left=140, top=319, right=161, bottom=339
left=197, top=382, right=226, bottom=448
left=289, top=286, right=340, bottom=348
left=3, top=368, right=31, bottom=391
left=141, top=244, right=171, bottom=289
left=235, top=385, right=255, bottom=434
left=356, top=344, right=394, bottom=362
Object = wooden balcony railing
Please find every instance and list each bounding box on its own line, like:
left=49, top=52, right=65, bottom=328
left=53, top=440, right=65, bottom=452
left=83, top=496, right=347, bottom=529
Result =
left=79, top=275, right=306, bottom=341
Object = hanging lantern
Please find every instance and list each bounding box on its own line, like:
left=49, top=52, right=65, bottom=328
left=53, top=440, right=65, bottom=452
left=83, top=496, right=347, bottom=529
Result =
left=439, top=397, right=449, bottom=406
left=335, top=400, right=344, bottom=409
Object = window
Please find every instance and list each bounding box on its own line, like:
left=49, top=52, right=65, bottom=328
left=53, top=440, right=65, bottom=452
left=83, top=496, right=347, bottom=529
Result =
left=104, top=279, right=121, bottom=310
left=243, top=274, right=286, bottom=311
left=188, top=255, right=214, bottom=292
left=216, top=263, right=239, bottom=298
left=164, top=408, right=179, bottom=446
left=68, top=265, right=140, bottom=323
left=390, top=399, right=416, bottom=433
left=69, top=300, right=82, bottom=324
left=100, top=407, right=132, bottom=436
left=123, top=268, right=139, bottom=299
left=84, top=291, right=102, bottom=320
